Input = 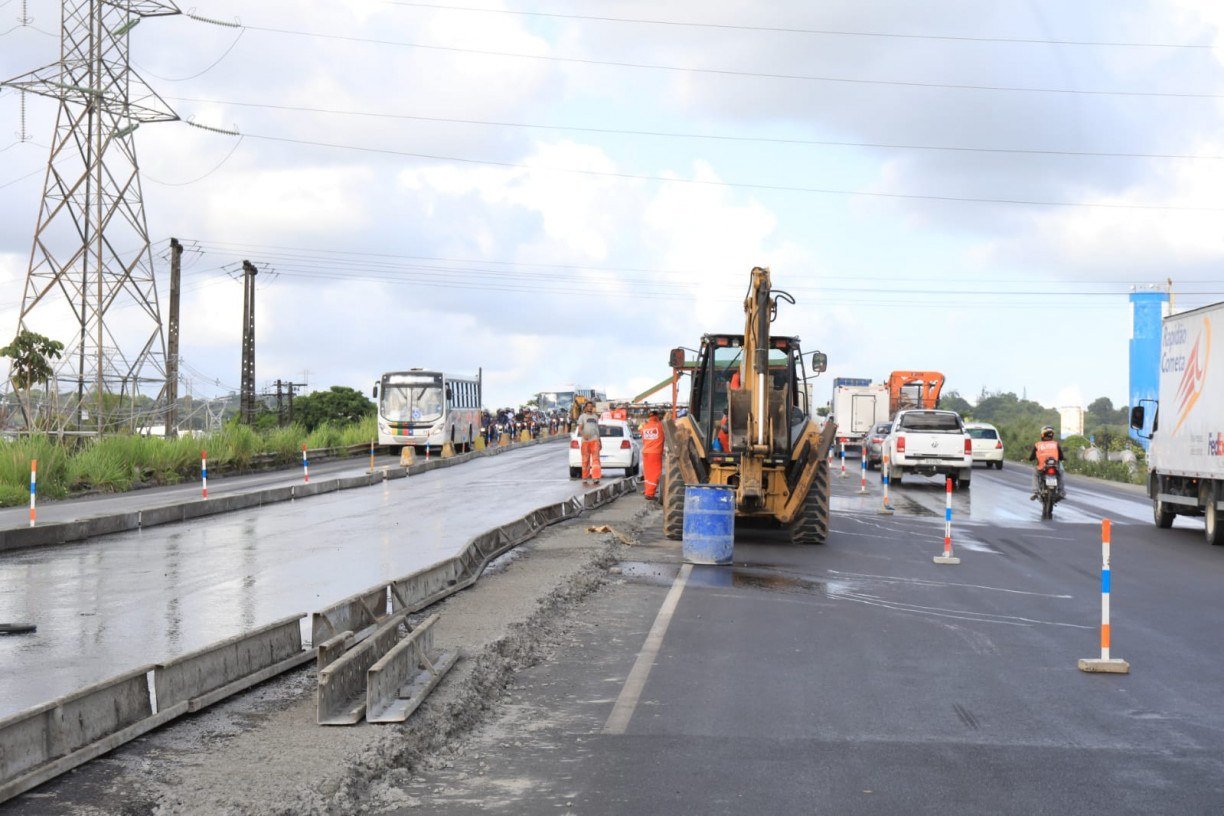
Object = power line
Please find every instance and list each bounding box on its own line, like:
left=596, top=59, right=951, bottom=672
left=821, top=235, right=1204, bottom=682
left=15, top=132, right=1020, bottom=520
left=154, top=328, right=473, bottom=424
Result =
left=384, top=2, right=1215, bottom=50
left=167, top=96, right=1224, bottom=162
left=239, top=23, right=1224, bottom=100
left=218, top=128, right=1224, bottom=212
left=186, top=239, right=1224, bottom=288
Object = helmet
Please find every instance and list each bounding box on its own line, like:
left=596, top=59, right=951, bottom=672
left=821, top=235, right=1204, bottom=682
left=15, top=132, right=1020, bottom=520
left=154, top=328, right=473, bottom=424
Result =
left=1041, top=426, right=1055, bottom=440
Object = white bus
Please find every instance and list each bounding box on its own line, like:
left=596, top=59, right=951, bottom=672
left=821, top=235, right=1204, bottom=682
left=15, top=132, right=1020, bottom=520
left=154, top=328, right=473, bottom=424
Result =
left=373, top=369, right=483, bottom=451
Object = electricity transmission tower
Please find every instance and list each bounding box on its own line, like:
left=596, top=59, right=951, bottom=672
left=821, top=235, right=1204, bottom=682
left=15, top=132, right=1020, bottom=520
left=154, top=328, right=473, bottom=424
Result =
left=2, top=0, right=181, bottom=434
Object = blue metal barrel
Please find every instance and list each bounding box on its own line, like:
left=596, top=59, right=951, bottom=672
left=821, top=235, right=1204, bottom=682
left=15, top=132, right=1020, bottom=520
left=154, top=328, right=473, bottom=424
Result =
left=682, top=485, right=735, bottom=565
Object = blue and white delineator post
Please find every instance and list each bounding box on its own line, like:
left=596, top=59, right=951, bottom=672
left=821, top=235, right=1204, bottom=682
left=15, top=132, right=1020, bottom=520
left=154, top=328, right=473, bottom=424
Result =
left=933, top=476, right=960, bottom=565
left=1079, top=519, right=1130, bottom=673
left=878, top=454, right=894, bottom=515
left=201, top=450, right=208, bottom=499
left=28, top=458, right=37, bottom=527
left=301, top=444, right=310, bottom=483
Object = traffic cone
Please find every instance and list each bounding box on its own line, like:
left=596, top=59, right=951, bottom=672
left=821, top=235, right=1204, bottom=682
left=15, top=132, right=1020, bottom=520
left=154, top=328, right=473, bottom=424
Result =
left=442, top=440, right=456, bottom=458
left=399, top=446, right=415, bottom=466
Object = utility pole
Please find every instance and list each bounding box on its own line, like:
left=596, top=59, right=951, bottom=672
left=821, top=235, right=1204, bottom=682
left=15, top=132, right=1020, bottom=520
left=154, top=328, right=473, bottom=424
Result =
left=285, top=381, right=307, bottom=425
left=1, top=0, right=181, bottom=435
left=240, top=260, right=257, bottom=424
left=165, top=238, right=182, bottom=437
left=274, top=379, right=284, bottom=426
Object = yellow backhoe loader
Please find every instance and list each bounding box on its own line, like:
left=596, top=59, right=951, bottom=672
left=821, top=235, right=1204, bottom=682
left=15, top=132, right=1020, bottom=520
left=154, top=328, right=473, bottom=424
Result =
left=662, top=267, right=836, bottom=544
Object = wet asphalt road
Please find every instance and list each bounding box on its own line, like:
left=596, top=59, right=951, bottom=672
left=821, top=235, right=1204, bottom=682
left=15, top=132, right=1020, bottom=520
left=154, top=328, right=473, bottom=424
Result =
left=392, top=464, right=1224, bottom=815
left=0, top=440, right=606, bottom=718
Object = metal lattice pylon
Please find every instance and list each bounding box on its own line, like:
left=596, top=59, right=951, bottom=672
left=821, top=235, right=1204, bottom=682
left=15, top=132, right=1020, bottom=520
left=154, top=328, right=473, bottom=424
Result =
left=2, top=0, right=180, bottom=434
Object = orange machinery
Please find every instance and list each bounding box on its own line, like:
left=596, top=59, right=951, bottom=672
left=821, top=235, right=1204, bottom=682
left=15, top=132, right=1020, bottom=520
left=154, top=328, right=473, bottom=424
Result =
left=886, top=371, right=946, bottom=416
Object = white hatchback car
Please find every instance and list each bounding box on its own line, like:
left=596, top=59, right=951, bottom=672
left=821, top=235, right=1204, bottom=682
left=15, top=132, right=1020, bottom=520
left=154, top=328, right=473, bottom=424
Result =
left=569, top=419, right=641, bottom=478
left=965, top=422, right=1005, bottom=469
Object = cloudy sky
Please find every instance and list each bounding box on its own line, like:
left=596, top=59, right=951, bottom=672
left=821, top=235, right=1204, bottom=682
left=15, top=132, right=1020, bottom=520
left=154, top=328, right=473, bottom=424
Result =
left=2, top=0, right=1223, bottom=412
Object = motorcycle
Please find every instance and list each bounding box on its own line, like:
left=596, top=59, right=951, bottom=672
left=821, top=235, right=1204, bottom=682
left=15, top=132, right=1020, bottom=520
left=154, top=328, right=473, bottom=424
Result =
left=1036, top=457, right=1061, bottom=520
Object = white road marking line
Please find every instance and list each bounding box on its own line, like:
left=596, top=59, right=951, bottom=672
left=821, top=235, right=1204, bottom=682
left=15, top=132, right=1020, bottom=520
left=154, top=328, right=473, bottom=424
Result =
left=825, top=569, right=1073, bottom=598
left=602, top=562, right=692, bottom=735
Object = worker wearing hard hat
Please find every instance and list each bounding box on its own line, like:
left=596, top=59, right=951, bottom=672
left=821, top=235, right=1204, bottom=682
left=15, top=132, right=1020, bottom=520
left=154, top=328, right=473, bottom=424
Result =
left=576, top=401, right=602, bottom=485
left=640, top=410, right=664, bottom=500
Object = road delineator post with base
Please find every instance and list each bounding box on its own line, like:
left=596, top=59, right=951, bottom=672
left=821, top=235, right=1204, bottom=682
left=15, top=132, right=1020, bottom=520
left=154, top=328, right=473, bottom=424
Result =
left=840, top=444, right=847, bottom=479
left=28, top=459, right=36, bottom=530
left=201, top=450, right=208, bottom=499
left=933, top=476, right=960, bottom=564
left=878, top=454, right=894, bottom=515
left=301, top=444, right=310, bottom=482
left=858, top=444, right=869, bottom=494
left=1079, top=519, right=1130, bottom=674
left=369, top=440, right=376, bottom=473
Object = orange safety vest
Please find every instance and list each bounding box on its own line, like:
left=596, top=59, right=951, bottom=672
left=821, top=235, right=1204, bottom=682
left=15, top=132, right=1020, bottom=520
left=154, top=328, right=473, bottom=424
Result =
left=641, top=419, right=664, bottom=455
left=1035, top=439, right=1060, bottom=464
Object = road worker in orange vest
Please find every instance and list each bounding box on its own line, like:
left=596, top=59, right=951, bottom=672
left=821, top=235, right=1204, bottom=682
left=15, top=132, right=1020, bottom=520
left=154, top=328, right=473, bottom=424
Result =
left=640, top=410, right=664, bottom=501
left=1027, top=426, right=1067, bottom=501
left=576, top=402, right=602, bottom=486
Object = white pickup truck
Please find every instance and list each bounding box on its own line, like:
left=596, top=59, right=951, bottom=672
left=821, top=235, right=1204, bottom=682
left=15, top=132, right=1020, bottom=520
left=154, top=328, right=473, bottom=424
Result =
left=884, top=409, right=973, bottom=489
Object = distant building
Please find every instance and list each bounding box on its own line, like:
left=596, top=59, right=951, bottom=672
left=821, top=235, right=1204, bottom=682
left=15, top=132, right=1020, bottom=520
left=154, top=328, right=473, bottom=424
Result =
left=1058, top=406, right=1084, bottom=439
left=1128, top=289, right=1171, bottom=450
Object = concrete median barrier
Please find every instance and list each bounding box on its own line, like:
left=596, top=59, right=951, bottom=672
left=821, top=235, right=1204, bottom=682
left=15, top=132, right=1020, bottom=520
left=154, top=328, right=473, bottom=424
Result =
left=154, top=614, right=312, bottom=713
left=312, top=585, right=389, bottom=646
left=0, top=665, right=181, bottom=805
left=366, top=614, right=458, bottom=724
left=317, top=611, right=408, bottom=725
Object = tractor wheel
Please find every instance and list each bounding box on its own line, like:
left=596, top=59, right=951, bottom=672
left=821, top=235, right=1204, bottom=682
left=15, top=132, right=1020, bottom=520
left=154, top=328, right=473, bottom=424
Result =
left=789, top=458, right=830, bottom=545
left=662, top=452, right=685, bottom=540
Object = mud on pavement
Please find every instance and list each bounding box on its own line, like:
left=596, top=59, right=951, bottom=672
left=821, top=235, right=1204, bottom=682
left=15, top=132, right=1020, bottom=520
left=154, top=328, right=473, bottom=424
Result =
left=3, top=495, right=657, bottom=816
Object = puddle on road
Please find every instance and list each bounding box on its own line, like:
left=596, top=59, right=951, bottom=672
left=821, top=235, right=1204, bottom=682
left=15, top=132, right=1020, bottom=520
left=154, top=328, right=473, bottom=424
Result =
left=616, top=561, right=831, bottom=596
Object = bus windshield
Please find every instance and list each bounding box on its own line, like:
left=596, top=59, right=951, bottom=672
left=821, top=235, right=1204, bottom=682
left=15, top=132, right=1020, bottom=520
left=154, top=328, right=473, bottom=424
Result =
left=382, top=376, right=444, bottom=423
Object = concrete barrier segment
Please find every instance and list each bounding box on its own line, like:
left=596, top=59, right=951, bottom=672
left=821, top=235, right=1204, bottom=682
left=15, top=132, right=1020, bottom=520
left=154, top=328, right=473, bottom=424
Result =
left=317, top=611, right=408, bottom=725
left=154, top=614, right=307, bottom=712
left=0, top=664, right=156, bottom=798
left=317, top=630, right=355, bottom=673
left=366, top=614, right=459, bottom=724
left=390, top=561, right=464, bottom=615
left=0, top=522, right=70, bottom=553
left=311, top=585, right=389, bottom=646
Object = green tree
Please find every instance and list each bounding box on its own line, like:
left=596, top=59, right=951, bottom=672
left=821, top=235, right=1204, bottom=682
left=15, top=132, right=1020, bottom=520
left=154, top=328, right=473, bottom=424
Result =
left=940, top=390, right=973, bottom=417
left=292, top=386, right=375, bottom=431
left=1, top=330, right=64, bottom=430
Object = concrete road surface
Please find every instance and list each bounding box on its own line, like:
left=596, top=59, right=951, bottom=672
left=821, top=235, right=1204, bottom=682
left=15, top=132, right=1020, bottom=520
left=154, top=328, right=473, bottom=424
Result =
left=0, top=440, right=606, bottom=718
left=389, top=465, right=1224, bottom=815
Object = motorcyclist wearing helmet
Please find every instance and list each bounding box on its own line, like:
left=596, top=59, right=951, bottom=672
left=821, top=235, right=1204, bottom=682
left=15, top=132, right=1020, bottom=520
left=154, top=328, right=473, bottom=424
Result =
left=1027, top=426, right=1067, bottom=502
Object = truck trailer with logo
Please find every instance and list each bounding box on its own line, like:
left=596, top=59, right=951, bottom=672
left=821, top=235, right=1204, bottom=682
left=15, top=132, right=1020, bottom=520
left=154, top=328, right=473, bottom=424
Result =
left=1130, top=301, right=1224, bottom=545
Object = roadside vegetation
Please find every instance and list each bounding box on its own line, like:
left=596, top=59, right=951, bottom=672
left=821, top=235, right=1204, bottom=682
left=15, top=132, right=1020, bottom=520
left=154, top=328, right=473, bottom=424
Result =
left=0, top=414, right=379, bottom=508
left=945, top=390, right=1146, bottom=486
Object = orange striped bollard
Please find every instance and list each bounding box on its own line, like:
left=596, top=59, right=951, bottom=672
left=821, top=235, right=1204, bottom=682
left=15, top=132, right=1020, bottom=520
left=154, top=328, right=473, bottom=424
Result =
left=1079, top=519, right=1130, bottom=673
left=933, top=476, right=960, bottom=564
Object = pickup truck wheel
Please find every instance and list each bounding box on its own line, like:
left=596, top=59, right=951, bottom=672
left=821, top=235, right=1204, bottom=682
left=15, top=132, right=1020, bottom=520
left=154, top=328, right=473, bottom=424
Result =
left=1206, top=497, right=1223, bottom=545
left=662, top=452, right=685, bottom=540
left=959, top=469, right=972, bottom=489
left=1153, top=495, right=1175, bottom=529
left=891, top=468, right=903, bottom=486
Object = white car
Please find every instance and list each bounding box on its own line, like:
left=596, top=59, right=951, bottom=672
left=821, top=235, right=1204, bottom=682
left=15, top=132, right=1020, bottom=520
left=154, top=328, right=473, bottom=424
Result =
left=965, top=422, right=1005, bottom=469
left=569, top=419, right=641, bottom=478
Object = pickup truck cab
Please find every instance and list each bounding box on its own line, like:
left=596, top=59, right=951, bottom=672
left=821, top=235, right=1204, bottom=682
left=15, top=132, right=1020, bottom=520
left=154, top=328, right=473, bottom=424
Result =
left=885, top=409, right=973, bottom=489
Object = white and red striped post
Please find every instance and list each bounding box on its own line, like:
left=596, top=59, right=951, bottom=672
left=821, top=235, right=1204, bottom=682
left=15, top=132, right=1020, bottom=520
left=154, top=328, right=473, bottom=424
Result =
left=933, top=476, right=960, bottom=564
left=1079, top=519, right=1130, bottom=673
left=858, top=444, right=869, bottom=494
left=840, top=443, right=847, bottom=479
left=878, top=454, right=894, bottom=515
left=28, top=459, right=37, bottom=527
left=200, top=450, right=208, bottom=499
left=301, top=444, right=310, bottom=482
